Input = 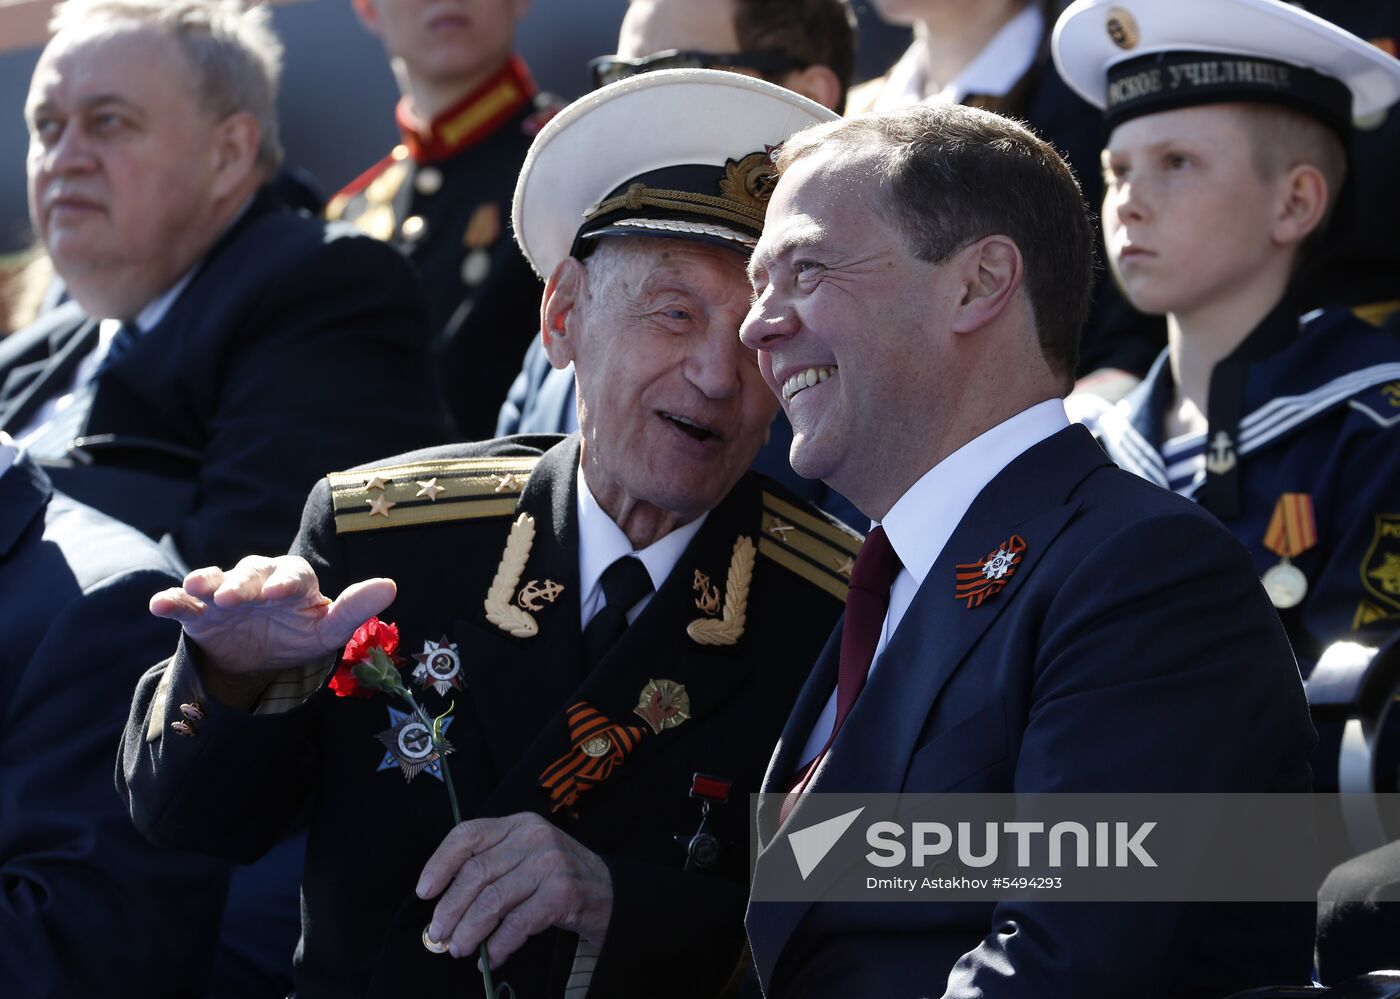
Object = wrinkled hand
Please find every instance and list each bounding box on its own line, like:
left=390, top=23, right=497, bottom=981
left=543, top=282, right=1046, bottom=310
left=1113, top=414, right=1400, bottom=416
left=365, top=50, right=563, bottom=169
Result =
left=149, top=555, right=397, bottom=677
left=417, top=812, right=613, bottom=968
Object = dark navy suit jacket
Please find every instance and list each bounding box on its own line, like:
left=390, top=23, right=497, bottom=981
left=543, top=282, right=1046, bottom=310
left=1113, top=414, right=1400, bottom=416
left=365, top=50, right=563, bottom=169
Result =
left=0, top=190, right=448, bottom=571
left=746, top=425, right=1318, bottom=999
left=0, top=452, right=227, bottom=997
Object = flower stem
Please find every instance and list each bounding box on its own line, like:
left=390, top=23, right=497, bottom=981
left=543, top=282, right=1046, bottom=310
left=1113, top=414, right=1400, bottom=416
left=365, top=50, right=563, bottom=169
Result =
left=402, top=692, right=495, bottom=998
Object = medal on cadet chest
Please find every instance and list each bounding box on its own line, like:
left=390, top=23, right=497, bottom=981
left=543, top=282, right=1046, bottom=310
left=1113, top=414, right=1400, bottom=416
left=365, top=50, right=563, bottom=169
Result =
left=1260, top=493, right=1317, bottom=609
left=461, top=203, right=501, bottom=286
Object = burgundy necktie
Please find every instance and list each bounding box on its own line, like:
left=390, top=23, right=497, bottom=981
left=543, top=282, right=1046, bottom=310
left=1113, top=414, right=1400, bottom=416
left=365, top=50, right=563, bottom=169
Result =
left=782, top=525, right=901, bottom=822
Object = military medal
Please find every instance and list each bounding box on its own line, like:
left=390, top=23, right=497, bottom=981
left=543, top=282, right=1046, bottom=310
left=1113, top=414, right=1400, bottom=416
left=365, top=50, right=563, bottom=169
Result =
left=539, top=702, right=647, bottom=815
left=679, top=774, right=732, bottom=872
left=634, top=678, right=691, bottom=733
left=1261, top=493, right=1316, bottom=609
left=412, top=636, right=464, bottom=695
left=375, top=706, right=454, bottom=782
left=461, top=203, right=501, bottom=286
left=954, top=535, right=1027, bottom=608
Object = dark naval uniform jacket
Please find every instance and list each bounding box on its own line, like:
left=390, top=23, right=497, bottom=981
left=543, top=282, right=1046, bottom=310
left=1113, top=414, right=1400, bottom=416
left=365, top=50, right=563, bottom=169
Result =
left=1084, top=304, right=1400, bottom=674
left=328, top=57, right=556, bottom=439
left=0, top=188, right=447, bottom=571
left=1, top=452, right=227, bottom=997
left=119, top=434, right=855, bottom=998
left=747, top=425, right=1316, bottom=999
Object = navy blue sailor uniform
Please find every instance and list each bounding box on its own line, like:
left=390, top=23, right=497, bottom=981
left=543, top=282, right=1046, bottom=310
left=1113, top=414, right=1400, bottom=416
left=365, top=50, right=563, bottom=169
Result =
left=328, top=57, right=558, bottom=439
left=118, top=435, right=855, bottom=999
left=1083, top=303, right=1400, bottom=675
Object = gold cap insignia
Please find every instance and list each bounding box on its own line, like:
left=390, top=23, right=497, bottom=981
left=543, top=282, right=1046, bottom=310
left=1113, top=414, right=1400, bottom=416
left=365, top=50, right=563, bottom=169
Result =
left=1106, top=7, right=1140, bottom=50
left=718, top=152, right=778, bottom=216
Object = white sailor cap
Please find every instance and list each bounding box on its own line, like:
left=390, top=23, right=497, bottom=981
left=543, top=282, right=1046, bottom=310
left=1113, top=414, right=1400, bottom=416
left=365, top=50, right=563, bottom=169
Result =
left=1051, top=0, right=1400, bottom=135
left=511, top=68, right=838, bottom=280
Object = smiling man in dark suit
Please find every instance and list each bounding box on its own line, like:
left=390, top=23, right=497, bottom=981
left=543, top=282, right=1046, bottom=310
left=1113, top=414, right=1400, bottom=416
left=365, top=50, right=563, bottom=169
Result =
left=4, top=0, right=445, bottom=571
left=119, top=71, right=854, bottom=998
left=739, top=103, right=1318, bottom=998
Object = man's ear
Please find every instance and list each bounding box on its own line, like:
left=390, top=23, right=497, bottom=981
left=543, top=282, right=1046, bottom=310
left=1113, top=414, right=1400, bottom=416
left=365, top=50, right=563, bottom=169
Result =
left=1273, top=163, right=1329, bottom=248
left=210, top=111, right=261, bottom=202
left=950, top=235, right=1024, bottom=335
left=779, top=64, right=843, bottom=113
left=541, top=257, right=585, bottom=369
left=351, top=0, right=381, bottom=34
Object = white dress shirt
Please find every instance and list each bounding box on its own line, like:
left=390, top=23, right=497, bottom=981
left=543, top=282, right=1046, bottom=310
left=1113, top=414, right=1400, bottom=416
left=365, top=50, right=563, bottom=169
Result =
left=575, top=465, right=707, bottom=627
left=873, top=3, right=1044, bottom=111
left=796, top=398, right=1069, bottom=764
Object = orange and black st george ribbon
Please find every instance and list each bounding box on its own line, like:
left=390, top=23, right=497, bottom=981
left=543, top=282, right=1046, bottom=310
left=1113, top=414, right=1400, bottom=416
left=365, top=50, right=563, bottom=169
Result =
left=539, top=703, right=646, bottom=815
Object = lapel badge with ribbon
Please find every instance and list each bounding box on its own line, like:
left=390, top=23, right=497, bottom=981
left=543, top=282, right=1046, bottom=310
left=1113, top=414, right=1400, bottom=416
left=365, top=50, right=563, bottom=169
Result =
left=539, top=702, right=648, bottom=816
left=954, top=534, right=1027, bottom=608
left=686, top=536, right=754, bottom=646
left=538, top=679, right=692, bottom=816
left=484, top=512, right=565, bottom=638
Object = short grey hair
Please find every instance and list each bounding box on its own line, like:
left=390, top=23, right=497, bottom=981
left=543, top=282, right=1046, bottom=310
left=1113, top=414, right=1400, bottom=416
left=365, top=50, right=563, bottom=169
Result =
left=49, top=0, right=284, bottom=173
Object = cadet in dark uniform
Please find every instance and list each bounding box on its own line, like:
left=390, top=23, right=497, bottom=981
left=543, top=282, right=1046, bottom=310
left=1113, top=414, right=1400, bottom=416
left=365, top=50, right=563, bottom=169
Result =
left=332, top=0, right=558, bottom=438
left=0, top=437, right=227, bottom=997
left=120, top=72, right=851, bottom=998
left=1055, top=0, right=1400, bottom=676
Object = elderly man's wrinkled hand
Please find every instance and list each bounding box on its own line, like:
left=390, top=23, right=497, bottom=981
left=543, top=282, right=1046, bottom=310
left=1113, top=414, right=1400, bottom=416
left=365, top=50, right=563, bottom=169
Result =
left=417, top=812, right=614, bottom=969
left=149, top=554, right=397, bottom=679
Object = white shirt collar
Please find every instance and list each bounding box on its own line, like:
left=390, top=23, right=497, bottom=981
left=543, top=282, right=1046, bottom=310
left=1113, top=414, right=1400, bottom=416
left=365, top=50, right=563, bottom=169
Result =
left=877, top=397, right=1068, bottom=587
left=876, top=3, right=1044, bottom=110
left=575, top=464, right=708, bottom=626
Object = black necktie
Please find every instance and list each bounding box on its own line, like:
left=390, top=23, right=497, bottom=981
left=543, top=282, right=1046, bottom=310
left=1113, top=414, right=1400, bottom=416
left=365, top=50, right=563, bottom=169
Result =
left=582, top=555, right=654, bottom=669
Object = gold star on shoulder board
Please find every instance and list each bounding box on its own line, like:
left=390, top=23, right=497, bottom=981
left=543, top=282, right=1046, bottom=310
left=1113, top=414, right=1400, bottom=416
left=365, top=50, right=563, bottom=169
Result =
left=835, top=556, right=855, bottom=578
left=416, top=478, right=446, bottom=501
left=367, top=494, right=397, bottom=518
left=492, top=472, right=523, bottom=493
left=365, top=475, right=392, bottom=492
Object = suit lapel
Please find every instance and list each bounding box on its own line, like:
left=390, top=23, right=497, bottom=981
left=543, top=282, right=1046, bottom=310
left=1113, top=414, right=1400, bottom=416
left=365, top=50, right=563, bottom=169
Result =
left=756, top=623, right=841, bottom=846
left=454, top=438, right=584, bottom=790
left=0, top=316, right=99, bottom=431
left=748, top=426, right=1111, bottom=985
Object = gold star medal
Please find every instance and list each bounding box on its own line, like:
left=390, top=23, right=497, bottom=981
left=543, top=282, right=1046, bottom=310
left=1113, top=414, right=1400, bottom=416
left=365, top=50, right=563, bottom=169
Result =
left=1261, top=494, right=1316, bottom=609
left=461, top=203, right=501, bottom=287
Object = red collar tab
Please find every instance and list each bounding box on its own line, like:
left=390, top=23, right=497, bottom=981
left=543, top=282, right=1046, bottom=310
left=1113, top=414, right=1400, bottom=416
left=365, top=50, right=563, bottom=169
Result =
left=395, top=55, right=536, bottom=164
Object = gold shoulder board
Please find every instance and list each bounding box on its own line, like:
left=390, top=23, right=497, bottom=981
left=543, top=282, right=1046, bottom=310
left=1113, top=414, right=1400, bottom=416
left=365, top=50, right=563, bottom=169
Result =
left=328, top=455, right=540, bottom=534
left=757, top=491, right=864, bottom=601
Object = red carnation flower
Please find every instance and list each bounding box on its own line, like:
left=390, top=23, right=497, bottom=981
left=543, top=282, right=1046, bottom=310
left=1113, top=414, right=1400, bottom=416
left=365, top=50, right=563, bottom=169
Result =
left=332, top=618, right=401, bottom=699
